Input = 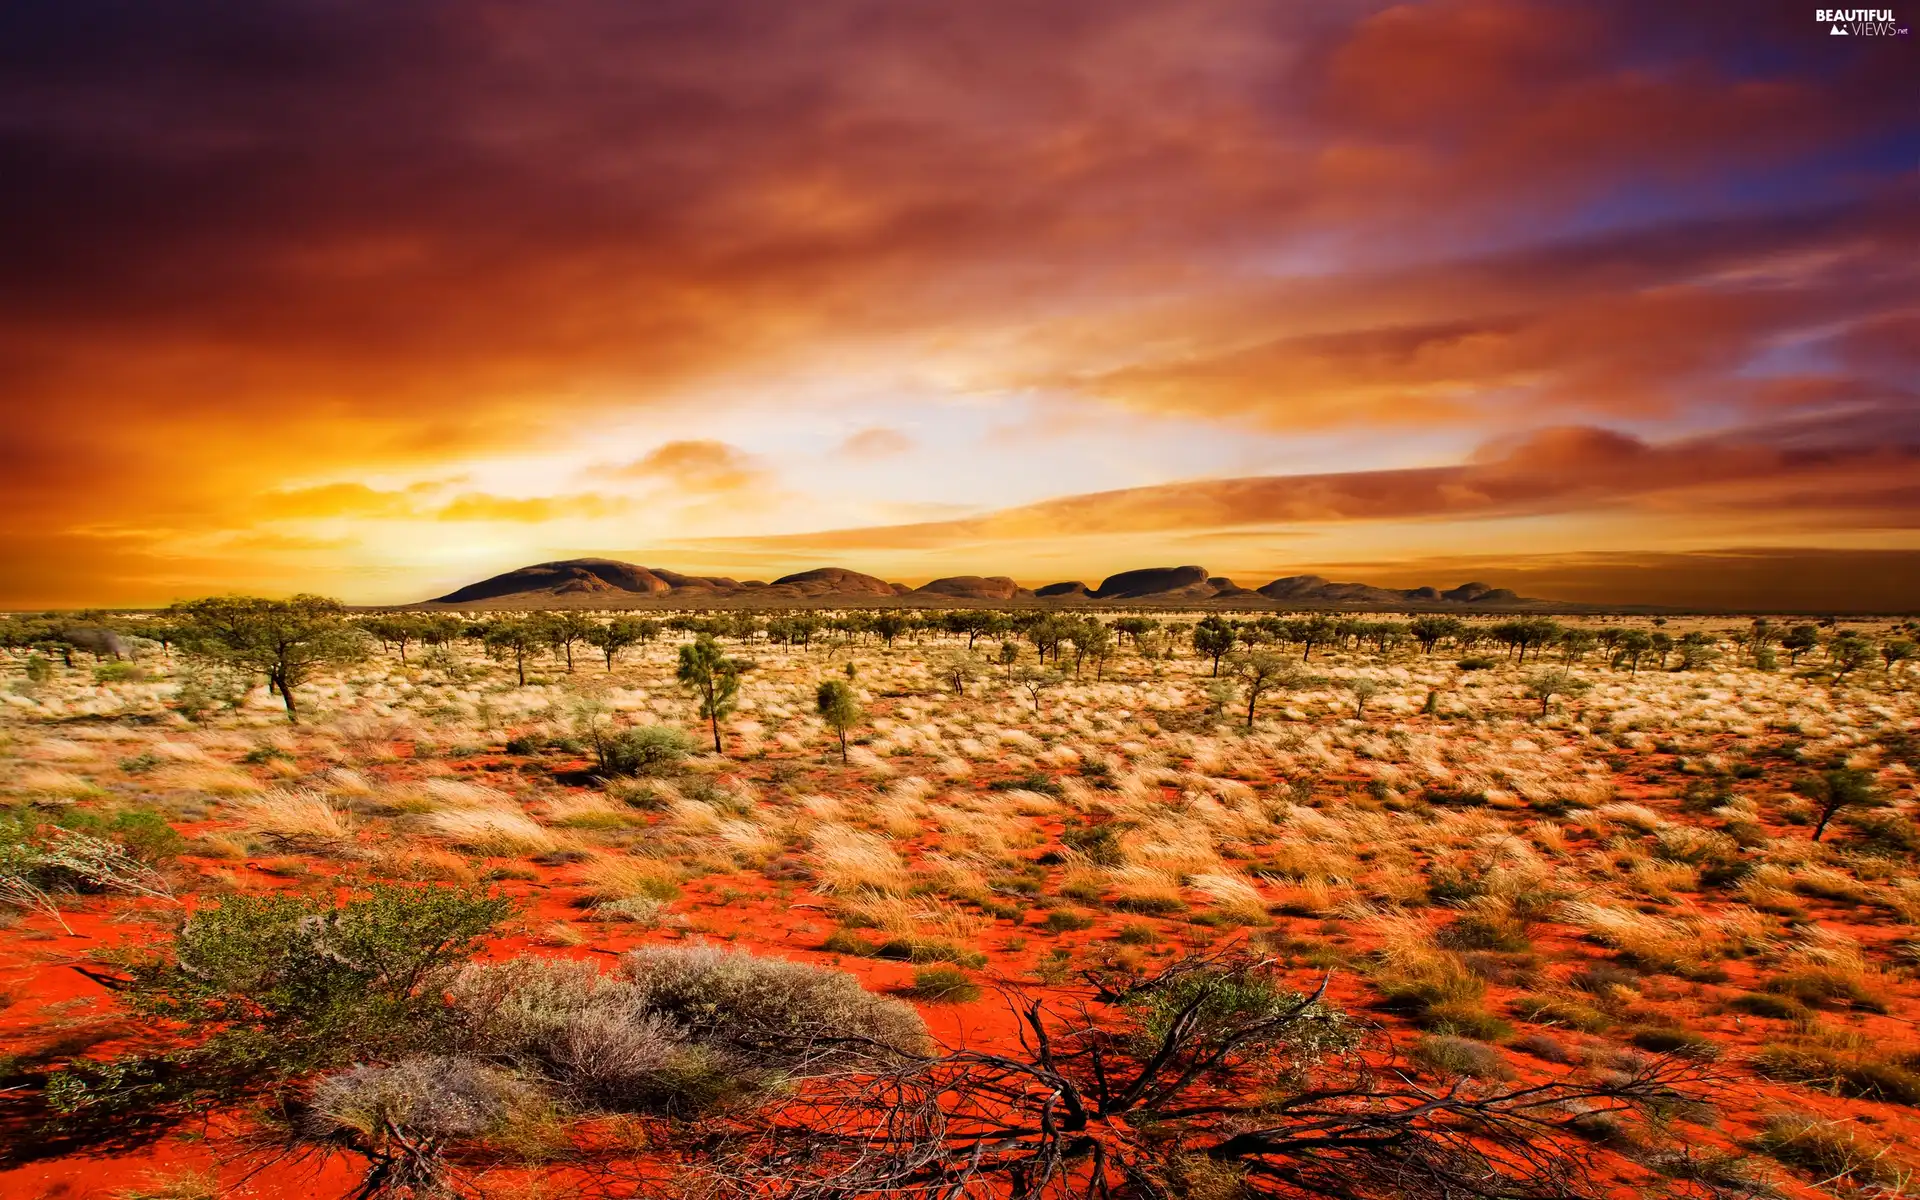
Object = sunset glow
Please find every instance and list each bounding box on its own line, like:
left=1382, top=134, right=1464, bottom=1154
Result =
left=3, top=1, right=1916, bottom=609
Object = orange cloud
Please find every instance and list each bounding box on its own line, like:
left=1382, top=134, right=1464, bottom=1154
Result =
left=709, top=424, right=1920, bottom=552
left=0, top=0, right=1912, bottom=607
left=591, top=441, right=768, bottom=494
left=833, top=427, right=915, bottom=459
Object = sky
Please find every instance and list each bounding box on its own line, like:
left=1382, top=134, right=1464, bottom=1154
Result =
left=2, top=0, right=1917, bottom=611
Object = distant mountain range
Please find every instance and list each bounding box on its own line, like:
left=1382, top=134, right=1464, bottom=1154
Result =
left=421, top=558, right=1572, bottom=611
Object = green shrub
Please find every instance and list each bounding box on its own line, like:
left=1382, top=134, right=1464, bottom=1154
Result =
left=1412, top=1034, right=1514, bottom=1080
left=907, top=966, right=981, bottom=1003
left=594, top=726, right=697, bottom=777
left=119, top=884, right=514, bottom=1080
left=1456, top=656, right=1497, bottom=671
left=822, top=928, right=879, bottom=957
left=1042, top=909, right=1096, bottom=933
left=1437, top=912, right=1531, bottom=952
left=874, top=936, right=986, bottom=968
left=1116, top=922, right=1160, bottom=946
left=1627, top=1026, right=1720, bottom=1060
left=1060, top=822, right=1125, bottom=866
left=56, top=807, right=185, bottom=865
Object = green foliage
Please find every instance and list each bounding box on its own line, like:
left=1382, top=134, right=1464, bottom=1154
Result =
left=815, top=679, right=862, bottom=762
left=907, top=966, right=981, bottom=1003
left=1124, top=962, right=1359, bottom=1066
left=1060, top=821, right=1125, bottom=866
left=677, top=636, right=742, bottom=753
left=170, top=594, right=365, bottom=723
left=594, top=725, right=697, bottom=776
left=1042, top=908, right=1096, bottom=933
left=117, top=884, right=514, bottom=1082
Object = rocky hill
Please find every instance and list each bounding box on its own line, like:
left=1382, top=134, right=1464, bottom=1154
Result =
left=423, top=558, right=1567, bottom=610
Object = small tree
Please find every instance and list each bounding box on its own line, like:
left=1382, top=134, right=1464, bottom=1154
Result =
left=998, top=640, right=1020, bottom=680
left=1782, top=624, right=1820, bottom=666
left=1616, top=629, right=1652, bottom=675
left=1191, top=616, right=1236, bottom=677
left=677, top=636, right=741, bottom=754
left=871, top=612, right=909, bottom=649
left=586, top=616, right=645, bottom=671
left=1883, top=639, right=1916, bottom=684
left=482, top=618, right=545, bottom=687
left=815, top=680, right=863, bottom=764
left=1347, top=676, right=1383, bottom=719
left=172, top=595, right=367, bottom=724
left=545, top=611, right=595, bottom=673
left=1829, top=633, right=1875, bottom=680
left=1801, top=766, right=1881, bottom=842
left=939, top=655, right=975, bottom=696
left=1524, top=667, right=1591, bottom=718
left=1233, top=651, right=1305, bottom=730
left=1408, top=615, right=1463, bottom=656
left=1015, top=667, right=1062, bottom=715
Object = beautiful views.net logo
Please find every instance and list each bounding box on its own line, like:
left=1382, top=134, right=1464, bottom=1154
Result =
left=1816, top=7, right=1909, bottom=33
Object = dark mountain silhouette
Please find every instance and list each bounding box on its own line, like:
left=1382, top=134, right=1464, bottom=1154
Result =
left=915, top=575, right=1030, bottom=600
left=423, top=558, right=1569, bottom=610
left=768, top=567, right=899, bottom=597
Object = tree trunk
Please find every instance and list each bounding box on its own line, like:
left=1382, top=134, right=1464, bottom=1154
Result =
left=711, top=713, right=723, bottom=755
left=1812, top=804, right=1839, bottom=842
left=278, top=672, right=299, bottom=724
left=1245, top=692, right=1258, bottom=730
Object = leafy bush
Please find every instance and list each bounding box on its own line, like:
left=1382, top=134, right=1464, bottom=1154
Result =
left=117, top=884, right=514, bottom=1081
left=594, top=726, right=697, bottom=776
left=1456, top=656, right=1497, bottom=671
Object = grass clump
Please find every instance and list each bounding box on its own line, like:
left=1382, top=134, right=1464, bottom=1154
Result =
left=1756, top=1113, right=1903, bottom=1189
left=1764, top=966, right=1889, bottom=1013
left=907, top=966, right=981, bottom=1003
left=1412, top=1034, right=1515, bottom=1080
left=1753, top=1043, right=1920, bottom=1105
left=1627, top=1026, right=1720, bottom=1060
left=1042, top=908, right=1096, bottom=933
left=1510, top=993, right=1611, bottom=1032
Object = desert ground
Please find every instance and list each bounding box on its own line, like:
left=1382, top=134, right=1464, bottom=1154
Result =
left=2, top=608, right=1919, bottom=1200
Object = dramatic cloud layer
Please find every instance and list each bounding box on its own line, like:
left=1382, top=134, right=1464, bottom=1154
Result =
left=1, top=0, right=1914, bottom=608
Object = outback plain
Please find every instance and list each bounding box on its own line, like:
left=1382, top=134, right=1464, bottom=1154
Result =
left=2, top=600, right=1919, bottom=1200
